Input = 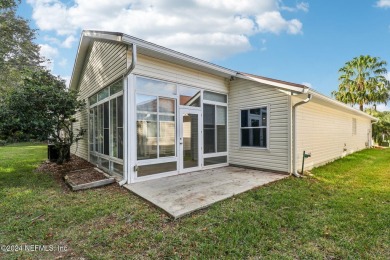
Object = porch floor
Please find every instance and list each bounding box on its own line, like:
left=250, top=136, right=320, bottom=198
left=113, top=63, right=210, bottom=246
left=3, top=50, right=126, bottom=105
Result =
left=123, top=166, right=288, bottom=219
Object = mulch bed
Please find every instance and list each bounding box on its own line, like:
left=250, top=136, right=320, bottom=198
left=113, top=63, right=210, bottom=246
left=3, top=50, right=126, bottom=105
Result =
left=373, top=146, right=388, bottom=150
left=36, top=155, right=115, bottom=191
left=66, top=168, right=107, bottom=185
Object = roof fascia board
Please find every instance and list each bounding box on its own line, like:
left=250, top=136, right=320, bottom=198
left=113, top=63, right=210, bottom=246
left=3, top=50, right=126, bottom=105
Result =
left=122, top=34, right=237, bottom=77
left=83, top=30, right=123, bottom=42
left=69, top=34, right=91, bottom=90
left=308, top=90, right=378, bottom=121
left=237, top=73, right=307, bottom=93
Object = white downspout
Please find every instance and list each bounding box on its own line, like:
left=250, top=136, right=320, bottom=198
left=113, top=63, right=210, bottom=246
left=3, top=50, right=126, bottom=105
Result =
left=292, top=93, right=312, bottom=178
left=119, top=44, right=137, bottom=186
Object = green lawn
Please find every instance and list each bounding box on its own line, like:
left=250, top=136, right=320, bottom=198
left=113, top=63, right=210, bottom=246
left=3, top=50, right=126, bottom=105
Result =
left=0, top=144, right=389, bottom=259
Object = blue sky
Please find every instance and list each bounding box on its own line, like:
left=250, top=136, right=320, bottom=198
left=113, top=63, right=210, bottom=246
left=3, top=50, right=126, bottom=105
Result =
left=18, top=0, right=390, bottom=110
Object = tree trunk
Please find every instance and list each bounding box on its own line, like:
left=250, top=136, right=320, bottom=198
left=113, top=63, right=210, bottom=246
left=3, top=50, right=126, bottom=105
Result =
left=56, top=144, right=70, bottom=165
left=359, top=103, right=363, bottom=111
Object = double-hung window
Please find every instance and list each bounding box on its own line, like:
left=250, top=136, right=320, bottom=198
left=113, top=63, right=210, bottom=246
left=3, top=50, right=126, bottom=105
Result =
left=240, top=107, right=268, bottom=148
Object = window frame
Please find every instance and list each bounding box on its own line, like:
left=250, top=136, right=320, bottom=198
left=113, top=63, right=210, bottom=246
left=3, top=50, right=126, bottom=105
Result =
left=239, top=105, right=270, bottom=150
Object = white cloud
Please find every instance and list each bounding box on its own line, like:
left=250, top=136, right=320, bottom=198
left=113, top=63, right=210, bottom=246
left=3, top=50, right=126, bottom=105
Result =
left=39, top=43, right=58, bottom=70
left=43, top=35, right=61, bottom=45
left=61, top=35, right=76, bottom=48
left=256, top=11, right=303, bottom=35
left=260, top=39, right=267, bottom=51
left=281, top=2, right=309, bottom=12
left=28, top=0, right=306, bottom=60
left=296, top=2, right=309, bottom=12
left=58, top=58, right=67, bottom=67
left=376, top=0, right=390, bottom=8
left=43, top=34, right=76, bottom=48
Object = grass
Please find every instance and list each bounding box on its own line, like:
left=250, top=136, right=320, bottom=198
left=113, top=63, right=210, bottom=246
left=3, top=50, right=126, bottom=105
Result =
left=0, top=144, right=389, bottom=259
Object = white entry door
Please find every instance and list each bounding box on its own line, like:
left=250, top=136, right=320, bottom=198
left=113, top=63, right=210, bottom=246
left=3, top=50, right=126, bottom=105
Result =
left=179, top=109, right=202, bottom=173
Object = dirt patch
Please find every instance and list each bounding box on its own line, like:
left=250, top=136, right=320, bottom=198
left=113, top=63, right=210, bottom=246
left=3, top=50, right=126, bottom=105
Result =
left=66, top=168, right=107, bottom=185
left=36, top=155, right=114, bottom=192
left=37, top=154, right=95, bottom=175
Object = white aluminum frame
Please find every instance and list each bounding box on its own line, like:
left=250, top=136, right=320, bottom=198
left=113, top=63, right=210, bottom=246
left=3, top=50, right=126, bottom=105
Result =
left=179, top=108, right=203, bottom=173
left=202, top=92, right=229, bottom=168
left=129, top=74, right=229, bottom=183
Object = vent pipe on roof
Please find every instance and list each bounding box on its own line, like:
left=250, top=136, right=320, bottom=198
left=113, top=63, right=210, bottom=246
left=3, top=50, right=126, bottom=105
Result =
left=119, top=43, right=137, bottom=187
left=292, top=93, right=312, bottom=178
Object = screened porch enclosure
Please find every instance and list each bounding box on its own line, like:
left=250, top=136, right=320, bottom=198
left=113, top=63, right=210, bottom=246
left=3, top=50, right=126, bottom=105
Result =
left=87, top=75, right=229, bottom=182
left=134, top=75, right=228, bottom=182
left=88, top=80, right=124, bottom=176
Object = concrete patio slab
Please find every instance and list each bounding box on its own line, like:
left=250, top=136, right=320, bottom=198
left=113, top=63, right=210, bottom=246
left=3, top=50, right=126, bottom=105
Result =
left=124, top=167, right=288, bottom=219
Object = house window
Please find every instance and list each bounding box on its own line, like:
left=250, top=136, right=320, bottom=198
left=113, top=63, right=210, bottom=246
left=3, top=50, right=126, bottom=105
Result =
left=241, top=107, right=268, bottom=148
left=352, top=118, right=357, bottom=135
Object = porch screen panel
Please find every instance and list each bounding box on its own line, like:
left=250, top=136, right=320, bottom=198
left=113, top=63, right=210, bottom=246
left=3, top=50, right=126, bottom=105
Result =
left=179, top=86, right=201, bottom=107
left=137, top=95, right=158, bottom=160
left=203, top=91, right=228, bottom=166
left=203, top=104, right=215, bottom=153
left=110, top=98, right=117, bottom=158
left=159, top=98, right=175, bottom=157
left=89, top=109, right=94, bottom=152
left=97, top=105, right=103, bottom=153
left=216, top=106, right=227, bottom=152
left=88, top=80, right=124, bottom=175
left=103, top=101, right=109, bottom=155
left=117, top=96, right=123, bottom=159
left=94, top=106, right=98, bottom=151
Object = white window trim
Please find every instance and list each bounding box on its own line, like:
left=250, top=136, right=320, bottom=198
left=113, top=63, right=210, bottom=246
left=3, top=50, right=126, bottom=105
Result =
left=90, top=90, right=124, bottom=108
left=239, top=105, right=270, bottom=150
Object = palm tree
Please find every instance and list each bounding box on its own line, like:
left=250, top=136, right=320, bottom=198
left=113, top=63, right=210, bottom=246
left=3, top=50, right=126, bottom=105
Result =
left=332, top=55, right=390, bottom=111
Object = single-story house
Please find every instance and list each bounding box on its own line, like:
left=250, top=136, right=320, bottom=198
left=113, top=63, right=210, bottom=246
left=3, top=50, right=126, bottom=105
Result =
left=70, top=30, right=377, bottom=184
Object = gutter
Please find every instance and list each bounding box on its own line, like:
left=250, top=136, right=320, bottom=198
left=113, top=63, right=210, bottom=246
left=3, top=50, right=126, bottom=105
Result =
left=118, top=43, right=137, bottom=186
left=292, top=93, right=312, bottom=177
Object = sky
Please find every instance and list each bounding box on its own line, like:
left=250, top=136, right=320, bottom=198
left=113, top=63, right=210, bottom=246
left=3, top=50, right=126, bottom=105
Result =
left=17, top=0, right=390, bottom=111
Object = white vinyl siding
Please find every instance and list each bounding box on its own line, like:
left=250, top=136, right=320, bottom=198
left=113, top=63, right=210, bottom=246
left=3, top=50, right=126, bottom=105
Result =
left=229, top=79, right=290, bottom=173
left=292, top=96, right=372, bottom=171
left=352, top=118, right=357, bottom=135
left=71, top=40, right=127, bottom=160
left=131, top=53, right=228, bottom=94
